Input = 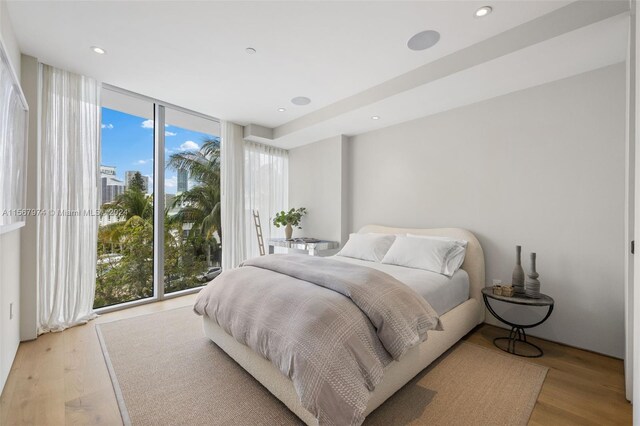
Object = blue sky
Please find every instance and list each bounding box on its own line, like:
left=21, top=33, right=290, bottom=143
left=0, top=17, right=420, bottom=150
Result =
left=101, top=107, right=216, bottom=195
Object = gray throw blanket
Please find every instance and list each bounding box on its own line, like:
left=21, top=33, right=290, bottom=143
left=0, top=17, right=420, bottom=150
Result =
left=194, top=254, right=442, bottom=426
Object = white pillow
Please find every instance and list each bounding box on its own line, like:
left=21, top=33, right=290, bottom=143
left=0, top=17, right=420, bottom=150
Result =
left=407, top=234, right=468, bottom=276
left=381, top=235, right=466, bottom=277
left=336, top=233, right=396, bottom=262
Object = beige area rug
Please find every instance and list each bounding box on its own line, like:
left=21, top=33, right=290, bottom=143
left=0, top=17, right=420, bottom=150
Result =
left=97, top=307, right=548, bottom=426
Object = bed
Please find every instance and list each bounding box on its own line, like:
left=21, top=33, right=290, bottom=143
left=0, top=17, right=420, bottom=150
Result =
left=198, top=225, right=485, bottom=425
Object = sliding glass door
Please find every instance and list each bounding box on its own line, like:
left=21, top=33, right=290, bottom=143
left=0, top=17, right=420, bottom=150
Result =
left=163, top=108, right=221, bottom=294
left=95, top=86, right=219, bottom=310
left=95, top=99, right=155, bottom=309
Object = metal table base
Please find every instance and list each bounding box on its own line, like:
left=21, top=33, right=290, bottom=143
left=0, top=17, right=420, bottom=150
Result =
left=481, top=289, right=554, bottom=358
left=493, top=326, right=544, bottom=358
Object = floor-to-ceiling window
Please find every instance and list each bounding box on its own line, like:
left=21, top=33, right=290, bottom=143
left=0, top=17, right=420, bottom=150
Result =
left=163, top=107, right=221, bottom=294
left=94, top=86, right=219, bottom=310
left=95, top=94, right=154, bottom=309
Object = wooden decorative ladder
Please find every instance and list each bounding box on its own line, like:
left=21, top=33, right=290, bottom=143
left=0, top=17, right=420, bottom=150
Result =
left=252, top=210, right=266, bottom=256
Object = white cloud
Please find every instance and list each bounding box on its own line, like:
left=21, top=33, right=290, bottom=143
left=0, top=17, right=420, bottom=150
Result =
left=179, top=140, right=199, bottom=150
left=135, top=158, right=153, bottom=165
left=141, top=119, right=169, bottom=129
left=165, top=131, right=177, bottom=136
left=165, top=175, right=177, bottom=188
left=101, top=123, right=114, bottom=129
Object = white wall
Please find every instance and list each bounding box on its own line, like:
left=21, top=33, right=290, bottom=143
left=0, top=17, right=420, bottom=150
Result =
left=347, top=64, right=626, bottom=357
left=289, top=135, right=349, bottom=246
left=20, top=54, right=37, bottom=342
left=0, top=0, right=22, bottom=394
left=0, top=0, right=20, bottom=78
left=0, top=230, right=20, bottom=393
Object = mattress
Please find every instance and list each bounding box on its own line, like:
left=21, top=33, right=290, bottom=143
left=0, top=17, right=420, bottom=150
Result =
left=202, top=225, right=485, bottom=425
left=332, top=255, right=470, bottom=316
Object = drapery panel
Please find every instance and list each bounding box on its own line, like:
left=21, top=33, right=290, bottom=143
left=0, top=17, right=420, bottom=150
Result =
left=0, top=49, right=27, bottom=230
left=244, top=140, right=288, bottom=259
left=220, top=121, right=246, bottom=270
left=221, top=124, right=289, bottom=269
left=37, top=64, right=100, bottom=334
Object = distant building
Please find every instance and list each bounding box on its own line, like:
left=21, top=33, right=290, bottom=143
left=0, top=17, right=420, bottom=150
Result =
left=100, top=165, right=116, bottom=178
left=177, top=169, right=188, bottom=193
left=100, top=165, right=125, bottom=204
left=165, top=193, right=176, bottom=210
left=99, top=209, right=125, bottom=227
left=124, top=171, right=149, bottom=193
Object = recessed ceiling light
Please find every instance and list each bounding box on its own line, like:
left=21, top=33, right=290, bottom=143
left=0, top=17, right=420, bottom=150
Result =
left=291, top=96, right=311, bottom=106
left=278, top=108, right=286, bottom=112
left=407, top=30, right=440, bottom=51
left=475, top=6, right=493, bottom=17
left=245, top=47, right=256, bottom=54
left=90, top=46, right=106, bottom=55
left=371, top=116, right=380, bottom=120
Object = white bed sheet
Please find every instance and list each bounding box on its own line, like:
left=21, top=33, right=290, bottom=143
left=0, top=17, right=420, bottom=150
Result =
left=332, top=255, right=469, bottom=316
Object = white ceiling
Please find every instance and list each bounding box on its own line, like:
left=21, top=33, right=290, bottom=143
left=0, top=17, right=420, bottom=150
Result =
left=8, top=1, right=569, bottom=122
left=273, top=13, right=628, bottom=148
left=5, top=1, right=628, bottom=148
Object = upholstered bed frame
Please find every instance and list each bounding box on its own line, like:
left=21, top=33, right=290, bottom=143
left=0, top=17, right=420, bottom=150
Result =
left=201, top=225, right=486, bottom=425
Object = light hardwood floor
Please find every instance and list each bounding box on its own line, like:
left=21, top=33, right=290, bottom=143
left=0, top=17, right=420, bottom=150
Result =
left=0, top=294, right=632, bottom=425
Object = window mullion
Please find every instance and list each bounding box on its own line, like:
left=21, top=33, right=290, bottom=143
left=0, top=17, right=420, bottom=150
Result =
left=153, top=104, right=166, bottom=300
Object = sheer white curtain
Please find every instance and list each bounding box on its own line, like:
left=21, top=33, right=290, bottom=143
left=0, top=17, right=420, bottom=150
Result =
left=37, top=64, right=100, bottom=334
left=220, top=121, right=246, bottom=270
left=0, top=49, right=27, bottom=229
left=244, top=141, right=288, bottom=259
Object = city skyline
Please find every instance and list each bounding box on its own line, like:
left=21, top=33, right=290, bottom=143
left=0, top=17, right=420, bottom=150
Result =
left=101, top=107, right=217, bottom=196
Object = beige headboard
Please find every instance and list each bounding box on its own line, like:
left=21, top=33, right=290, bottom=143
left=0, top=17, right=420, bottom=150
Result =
left=358, top=225, right=486, bottom=307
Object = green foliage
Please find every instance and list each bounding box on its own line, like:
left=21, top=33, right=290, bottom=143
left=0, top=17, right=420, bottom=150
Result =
left=128, top=171, right=146, bottom=192
left=104, top=186, right=152, bottom=221
left=273, top=207, right=307, bottom=229
left=167, top=138, right=222, bottom=241
left=95, top=216, right=153, bottom=308
left=163, top=220, right=209, bottom=294
left=94, top=137, right=222, bottom=309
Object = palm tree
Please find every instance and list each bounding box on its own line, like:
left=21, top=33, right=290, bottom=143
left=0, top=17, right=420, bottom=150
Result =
left=98, top=186, right=153, bottom=255
left=167, top=137, right=221, bottom=241
left=108, top=188, right=153, bottom=222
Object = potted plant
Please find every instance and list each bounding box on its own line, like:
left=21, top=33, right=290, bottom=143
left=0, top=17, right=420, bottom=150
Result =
left=273, top=207, right=307, bottom=240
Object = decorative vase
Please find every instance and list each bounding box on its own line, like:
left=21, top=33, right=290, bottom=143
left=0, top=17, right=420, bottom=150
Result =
left=285, top=223, right=293, bottom=240
left=512, top=245, right=525, bottom=295
left=525, top=252, right=541, bottom=298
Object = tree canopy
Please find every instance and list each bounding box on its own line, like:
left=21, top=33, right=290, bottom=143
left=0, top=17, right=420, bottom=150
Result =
left=95, top=136, right=221, bottom=309
left=128, top=171, right=146, bottom=192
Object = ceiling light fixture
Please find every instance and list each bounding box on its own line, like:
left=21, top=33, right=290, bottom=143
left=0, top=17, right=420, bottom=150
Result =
left=291, top=96, right=311, bottom=106
left=278, top=108, right=286, bottom=112
left=90, top=46, right=106, bottom=55
left=245, top=47, right=257, bottom=54
left=407, top=30, right=440, bottom=51
left=371, top=116, right=380, bottom=120
left=474, top=6, right=493, bottom=17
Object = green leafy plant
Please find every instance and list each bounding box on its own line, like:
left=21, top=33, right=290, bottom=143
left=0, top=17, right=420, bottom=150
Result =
left=127, top=171, right=147, bottom=193
left=273, top=207, right=307, bottom=229
left=94, top=136, right=222, bottom=309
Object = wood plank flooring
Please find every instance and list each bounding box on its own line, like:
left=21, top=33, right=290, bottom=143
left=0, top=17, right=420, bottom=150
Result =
left=0, top=294, right=632, bottom=425
left=463, top=326, right=631, bottom=425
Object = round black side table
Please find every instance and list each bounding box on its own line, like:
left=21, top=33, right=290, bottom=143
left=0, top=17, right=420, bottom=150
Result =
left=481, top=287, right=554, bottom=358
